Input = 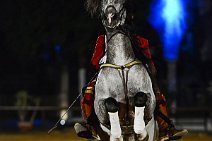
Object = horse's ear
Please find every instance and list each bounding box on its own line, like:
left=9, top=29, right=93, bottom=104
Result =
left=85, top=0, right=101, bottom=17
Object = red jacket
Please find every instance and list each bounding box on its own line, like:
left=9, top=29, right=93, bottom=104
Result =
left=91, top=35, right=153, bottom=70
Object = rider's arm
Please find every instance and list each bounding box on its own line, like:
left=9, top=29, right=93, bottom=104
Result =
left=91, top=35, right=105, bottom=70
left=136, top=35, right=161, bottom=94
left=144, top=47, right=166, bottom=105
left=147, top=60, right=161, bottom=94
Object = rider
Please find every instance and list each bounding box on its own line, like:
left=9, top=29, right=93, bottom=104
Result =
left=78, top=34, right=188, bottom=141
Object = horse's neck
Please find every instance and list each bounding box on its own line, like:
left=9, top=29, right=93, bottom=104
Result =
left=106, top=33, right=135, bottom=65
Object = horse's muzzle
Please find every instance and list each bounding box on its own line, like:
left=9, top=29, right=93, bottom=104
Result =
left=105, top=6, right=117, bottom=25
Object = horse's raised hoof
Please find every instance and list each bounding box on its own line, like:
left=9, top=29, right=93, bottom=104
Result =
left=134, top=92, right=148, bottom=107
left=110, top=136, right=124, bottom=141
left=105, top=97, right=119, bottom=113
left=135, top=133, right=149, bottom=141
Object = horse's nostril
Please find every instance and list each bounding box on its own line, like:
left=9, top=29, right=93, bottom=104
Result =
left=113, top=14, right=117, bottom=20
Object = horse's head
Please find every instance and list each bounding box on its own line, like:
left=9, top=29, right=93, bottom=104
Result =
left=86, top=0, right=132, bottom=29
left=101, top=0, right=127, bottom=29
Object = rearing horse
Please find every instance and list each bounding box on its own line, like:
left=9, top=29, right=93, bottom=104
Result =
left=87, top=0, right=157, bottom=140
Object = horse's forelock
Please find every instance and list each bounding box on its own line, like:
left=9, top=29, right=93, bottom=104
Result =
left=85, top=0, right=101, bottom=16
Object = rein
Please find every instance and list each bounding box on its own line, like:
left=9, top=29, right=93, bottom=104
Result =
left=106, top=30, right=127, bottom=44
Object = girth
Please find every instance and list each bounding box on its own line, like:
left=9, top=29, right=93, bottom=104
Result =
left=100, top=59, right=142, bottom=70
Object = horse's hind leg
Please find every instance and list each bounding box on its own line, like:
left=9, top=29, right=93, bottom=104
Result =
left=105, top=97, right=123, bottom=141
left=134, top=92, right=149, bottom=141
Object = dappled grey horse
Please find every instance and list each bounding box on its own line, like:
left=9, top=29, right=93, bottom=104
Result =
left=88, top=0, right=157, bottom=140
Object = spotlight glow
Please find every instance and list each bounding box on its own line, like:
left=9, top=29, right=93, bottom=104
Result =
left=149, top=0, right=187, bottom=60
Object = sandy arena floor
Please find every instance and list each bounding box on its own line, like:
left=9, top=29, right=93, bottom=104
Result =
left=0, top=128, right=211, bottom=141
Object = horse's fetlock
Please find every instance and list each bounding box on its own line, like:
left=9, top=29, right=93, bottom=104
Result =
left=134, top=92, right=148, bottom=107
left=105, top=97, right=119, bottom=112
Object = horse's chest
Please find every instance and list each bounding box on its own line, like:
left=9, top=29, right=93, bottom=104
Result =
left=96, top=65, right=150, bottom=99
left=106, top=34, right=135, bottom=64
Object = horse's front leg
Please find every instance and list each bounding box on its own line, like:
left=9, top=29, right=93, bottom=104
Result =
left=105, top=97, right=123, bottom=141
left=134, top=92, right=149, bottom=141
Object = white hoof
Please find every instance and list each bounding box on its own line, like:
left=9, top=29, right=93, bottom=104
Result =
left=108, top=111, right=122, bottom=138
left=134, top=106, right=145, bottom=134
left=135, top=133, right=149, bottom=141
left=110, top=135, right=123, bottom=141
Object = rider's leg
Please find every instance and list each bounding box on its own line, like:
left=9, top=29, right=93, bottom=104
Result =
left=155, top=93, right=169, bottom=131
left=81, top=79, right=96, bottom=122
left=76, top=79, right=97, bottom=139
left=155, top=92, right=188, bottom=141
left=146, top=61, right=187, bottom=140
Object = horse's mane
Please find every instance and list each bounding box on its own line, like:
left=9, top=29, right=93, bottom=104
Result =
left=85, top=0, right=101, bottom=16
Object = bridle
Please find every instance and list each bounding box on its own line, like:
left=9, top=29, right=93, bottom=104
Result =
left=101, top=0, right=127, bottom=29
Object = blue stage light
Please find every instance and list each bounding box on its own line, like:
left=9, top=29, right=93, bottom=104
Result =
left=149, top=0, right=187, bottom=61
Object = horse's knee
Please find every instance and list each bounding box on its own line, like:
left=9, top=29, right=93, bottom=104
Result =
left=134, top=92, right=148, bottom=107
left=104, top=97, right=119, bottom=113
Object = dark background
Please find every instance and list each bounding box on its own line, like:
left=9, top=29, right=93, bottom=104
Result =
left=0, top=0, right=152, bottom=105
left=0, top=0, right=211, bottom=131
